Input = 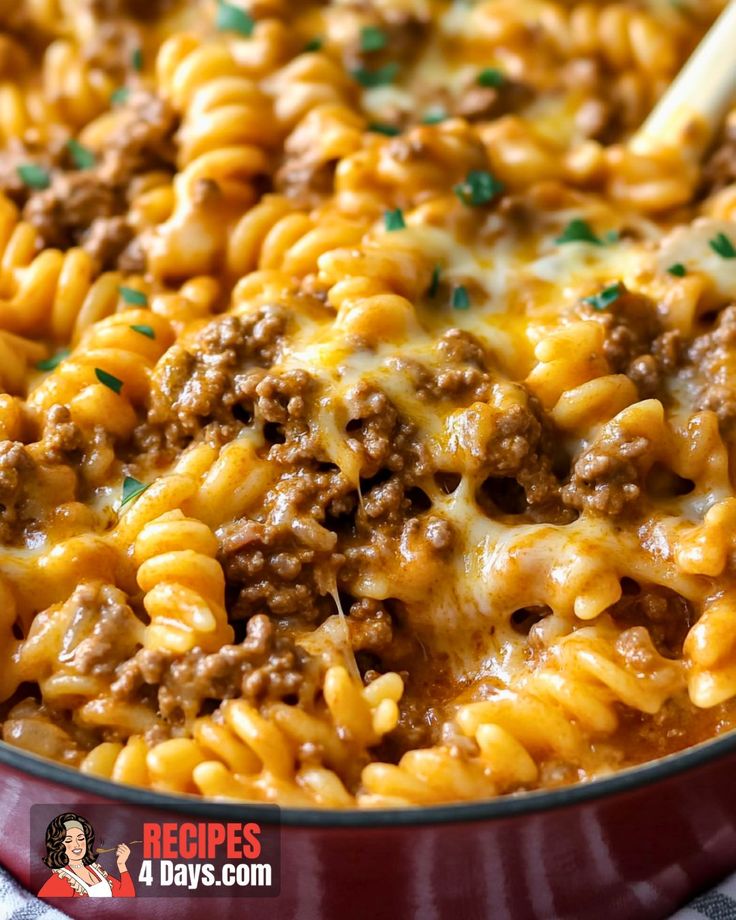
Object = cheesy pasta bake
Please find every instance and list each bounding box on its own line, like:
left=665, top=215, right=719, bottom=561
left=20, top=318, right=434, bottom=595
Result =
left=0, top=0, right=736, bottom=808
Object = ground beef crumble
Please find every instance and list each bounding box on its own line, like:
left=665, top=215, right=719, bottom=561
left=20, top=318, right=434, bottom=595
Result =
left=55, top=582, right=143, bottom=675
left=220, top=466, right=354, bottom=621
left=344, top=381, right=429, bottom=479
left=111, top=614, right=313, bottom=723
left=607, top=582, right=693, bottom=659
left=0, top=441, right=34, bottom=542
left=84, top=0, right=174, bottom=20
left=700, top=119, right=736, bottom=197
left=0, top=440, right=81, bottom=541
left=144, top=309, right=290, bottom=447
left=394, top=329, right=493, bottom=403
left=470, top=383, right=572, bottom=521
left=686, top=304, right=736, bottom=433
left=562, top=426, right=652, bottom=515
left=0, top=90, right=177, bottom=271
left=580, top=286, right=680, bottom=399
left=452, top=75, right=535, bottom=123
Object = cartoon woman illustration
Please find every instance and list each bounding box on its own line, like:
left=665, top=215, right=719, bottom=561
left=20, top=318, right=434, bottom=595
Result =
left=37, top=812, right=135, bottom=898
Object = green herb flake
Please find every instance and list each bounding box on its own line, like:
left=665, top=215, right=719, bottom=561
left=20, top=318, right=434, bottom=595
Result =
left=555, top=218, right=603, bottom=246
left=454, top=169, right=504, bottom=207
left=384, top=208, right=405, bottom=232
left=66, top=139, right=96, bottom=170
left=17, top=164, right=50, bottom=190
left=451, top=284, right=471, bottom=310
left=667, top=262, right=687, bottom=277
left=360, top=25, right=387, bottom=53
left=216, top=1, right=254, bottom=36
left=118, top=285, right=148, bottom=306
left=131, top=47, right=143, bottom=72
left=421, top=107, right=447, bottom=125
left=120, top=476, right=149, bottom=508
left=36, top=349, right=70, bottom=372
left=428, top=265, right=441, bottom=298
left=603, top=229, right=620, bottom=244
left=368, top=122, right=400, bottom=136
left=110, top=86, right=130, bottom=106
left=351, top=62, right=399, bottom=88
left=303, top=37, right=323, bottom=52
left=709, top=232, right=736, bottom=260
left=130, top=324, right=155, bottom=339
left=477, top=68, right=504, bottom=88
left=583, top=282, right=622, bottom=312
left=95, top=368, right=124, bottom=394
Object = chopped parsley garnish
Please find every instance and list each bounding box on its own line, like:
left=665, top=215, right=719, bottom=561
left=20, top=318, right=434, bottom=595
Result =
left=384, top=208, right=405, bottom=231
left=428, top=265, right=441, bottom=298
left=368, top=122, right=400, bottom=136
left=95, top=368, right=124, bottom=394
left=603, top=229, right=620, bottom=244
left=583, top=282, right=622, bottom=311
left=451, top=284, right=470, bottom=310
left=17, top=164, right=50, bottom=190
left=118, top=286, right=148, bottom=306
left=709, top=232, right=736, bottom=259
left=121, top=476, right=149, bottom=508
left=555, top=218, right=603, bottom=246
left=304, top=37, right=323, bottom=52
left=351, top=62, right=399, bottom=87
left=477, top=68, right=504, bottom=88
left=36, top=349, right=70, bottom=372
left=667, top=262, right=687, bottom=277
left=454, top=169, right=504, bottom=207
left=421, top=107, right=447, bottom=125
left=110, top=87, right=130, bottom=106
left=131, top=48, right=143, bottom=72
left=215, top=1, right=254, bottom=36
left=130, top=324, right=155, bottom=339
left=360, top=25, right=387, bottom=52
left=66, top=139, right=95, bottom=170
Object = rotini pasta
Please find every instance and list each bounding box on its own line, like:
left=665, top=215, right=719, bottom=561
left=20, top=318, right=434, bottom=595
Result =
left=0, top=0, right=735, bottom=810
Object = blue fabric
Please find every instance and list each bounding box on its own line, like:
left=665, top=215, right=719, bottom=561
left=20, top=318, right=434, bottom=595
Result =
left=0, top=867, right=68, bottom=920
left=675, top=886, right=736, bottom=920
left=2, top=860, right=735, bottom=919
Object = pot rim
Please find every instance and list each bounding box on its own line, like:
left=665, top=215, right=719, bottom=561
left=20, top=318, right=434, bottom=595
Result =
left=3, top=729, right=736, bottom=827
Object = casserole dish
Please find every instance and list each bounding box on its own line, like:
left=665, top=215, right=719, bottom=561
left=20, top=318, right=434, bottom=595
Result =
left=3, top=733, right=736, bottom=920
left=4, top=4, right=736, bottom=917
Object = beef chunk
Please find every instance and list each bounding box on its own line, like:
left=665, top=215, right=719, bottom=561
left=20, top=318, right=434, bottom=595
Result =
left=1, top=90, right=177, bottom=271
left=23, top=170, right=125, bottom=254
left=581, top=287, right=679, bottom=399
left=220, top=467, right=354, bottom=621
left=0, top=441, right=33, bottom=542
left=146, top=309, right=290, bottom=444
left=687, top=305, right=736, bottom=432
left=608, top=581, right=693, bottom=659
left=112, top=614, right=312, bottom=722
left=56, top=582, right=142, bottom=675
left=562, top=428, right=652, bottom=515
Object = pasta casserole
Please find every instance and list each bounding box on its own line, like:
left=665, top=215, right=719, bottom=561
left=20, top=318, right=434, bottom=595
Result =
left=1, top=0, right=736, bottom=808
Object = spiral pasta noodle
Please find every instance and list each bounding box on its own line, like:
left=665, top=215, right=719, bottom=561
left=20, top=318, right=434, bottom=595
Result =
left=146, top=35, right=275, bottom=279
left=0, top=196, right=117, bottom=340
left=29, top=308, right=173, bottom=438
left=361, top=623, right=684, bottom=805
left=134, top=510, right=234, bottom=654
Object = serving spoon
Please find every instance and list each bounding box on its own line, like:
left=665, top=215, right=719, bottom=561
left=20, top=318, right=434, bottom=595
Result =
left=631, top=0, right=736, bottom=157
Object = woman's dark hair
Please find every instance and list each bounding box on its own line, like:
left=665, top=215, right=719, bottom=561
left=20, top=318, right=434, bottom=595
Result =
left=43, top=813, right=98, bottom=869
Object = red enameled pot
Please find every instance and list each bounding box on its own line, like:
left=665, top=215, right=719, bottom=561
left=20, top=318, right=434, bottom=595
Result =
left=2, top=733, right=736, bottom=919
